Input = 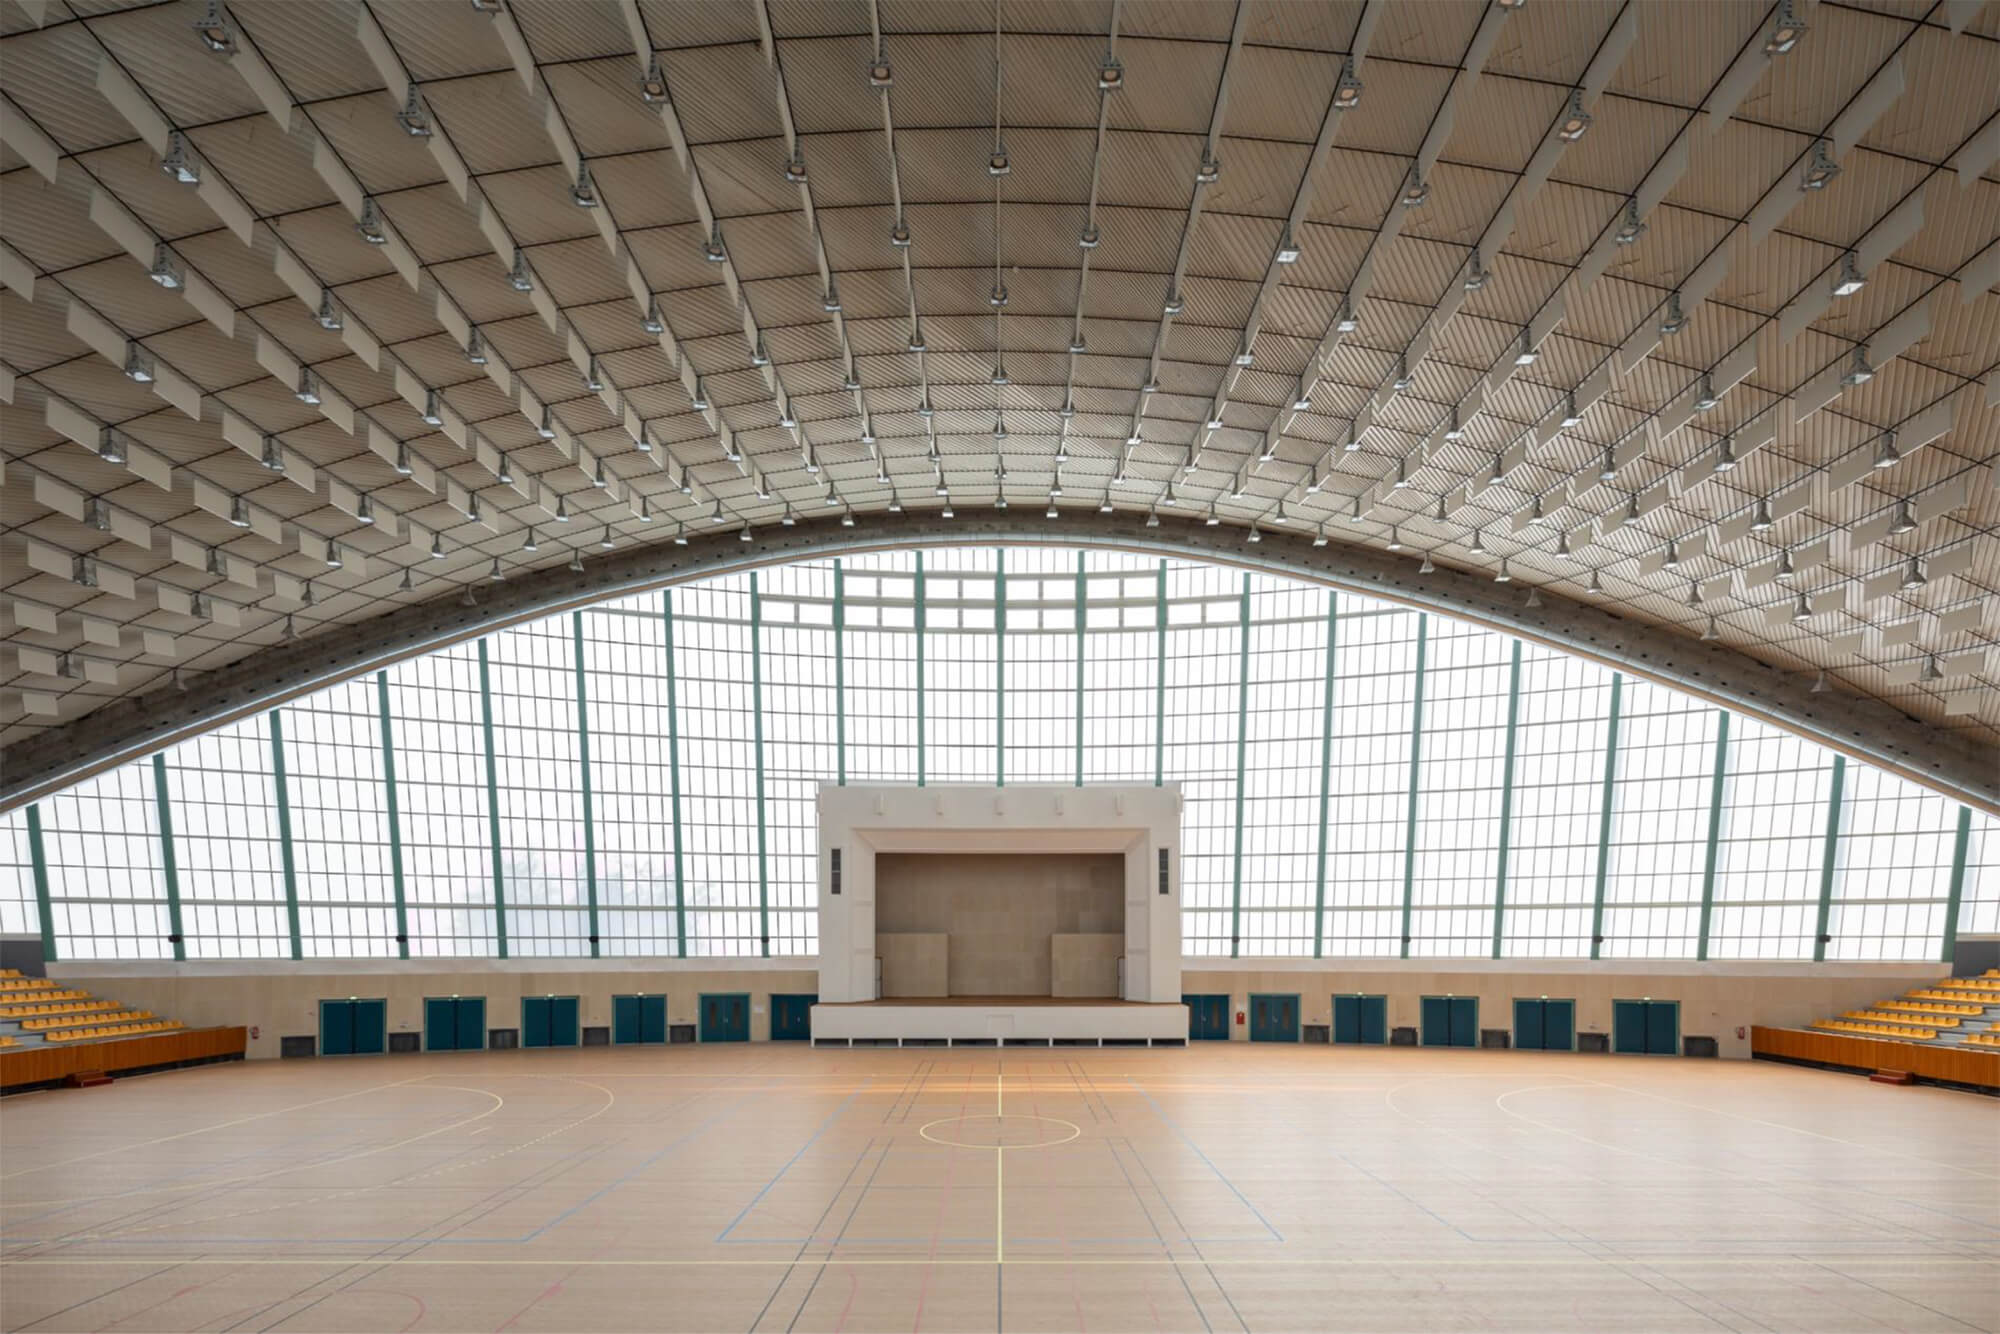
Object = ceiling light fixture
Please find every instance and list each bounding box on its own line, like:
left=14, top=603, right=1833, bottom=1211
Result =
left=1713, top=434, right=1738, bottom=471
left=1463, top=253, right=1489, bottom=291
left=1749, top=497, right=1773, bottom=531
left=571, top=163, right=600, bottom=208
left=1765, top=0, right=1807, bottom=53
left=868, top=54, right=893, bottom=87
left=507, top=253, right=534, bottom=292
left=1400, top=168, right=1429, bottom=208
left=1663, top=539, right=1681, bottom=570
left=1098, top=56, right=1124, bottom=91
left=890, top=219, right=913, bottom=247
left=1658, top=291, right=1688, bottom=336
left=988, top=142, right=1011, bottom=176
left=1614, top=197, right=1647, bottom=247
left=1800, top=139, right=1840, bottom=190
left=356, top=198, right=387, bottom=245
left=703, top=230, right=728, bottom=263
left=260, top=435, right=285, bottom=472
left=150, top=244, right=183, bottom=290
left=294, top=368, right=319, bottom=404
left=1901, top=557, right=1927, bottom=591
left=1494, top=559, right=1511, bottom=583
left=1831, top=251, right=1866, bottom=297
left=1588, top=569, right=1604, bottom=596
left=1692, top=373, right=1718, bottom=412
left=324, top=539, right=343, bottom=569
left=421, top=390, right=443, bottom=426
left=522, top=528, right=538, bottom=552
left=192, top=0, right=235, bottom=54
left=1774, top=549, right=1795, bottom=581
left=783, top=152, right=808, bottom=184
left=1195, top=151, right=1220, bottom=185
left=1700, top=616, right=1720, bottom=641
left=1841, top=345, right=1874, bottom=386
left=599, top=525, right=616, bottom=549
left=395, top=86, right=431, bottom=137
left=160, top=130, right=200, bottom=183
left=1790, top=592, right=1811, bottom=624
left=1556, top=87, right=1591, bottom=142
left=123, top=343, right=154, bottom=383
left=1275, top=229, right=1301, bottom=264
left=639, top=57, right=667, bottom=101
left=1333, top=57, right=1363, bottom=109
left=1163, top=289, right=1185, bottom=315
left=1887, top=501, right=1917, bottom=535
left=1420, top=552, right=1437, bottom=574
left=1392, top=356, right=1412, bottom=391
left=1513, top=328, right=1537, bottom=366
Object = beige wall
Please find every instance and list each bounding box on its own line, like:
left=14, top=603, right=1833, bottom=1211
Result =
left=46, top=958, right=1951, bottom=1062
left=1051, top=934, right=1123, bottom=997
left=878, top=933, right=947, bottom=997
left=876, top=852, right=1122, bottom=996
left=1179, top=961, right=1951, bottom=1059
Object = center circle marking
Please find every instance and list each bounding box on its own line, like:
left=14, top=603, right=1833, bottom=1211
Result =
left=917, top=1114, right=1082, bottom=1149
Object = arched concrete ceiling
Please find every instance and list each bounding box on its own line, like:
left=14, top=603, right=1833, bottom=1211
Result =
left=2, top=1, right=1997, bottom=805
left=4, top=512, right=1994, bottom=815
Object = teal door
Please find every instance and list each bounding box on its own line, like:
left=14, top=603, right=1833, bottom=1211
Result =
left=1514, top=999, right=1573, bottom=1051
left=770, top=994, right=816, bottom=1042
left=1333, top=995, right=1387, bottom=1045
left=349, top=999, right=386, bottom=1054
left=700, top=992, right=749, bottom=1042
left=1614, top=1000, right=1678, bottom=1055
left=320, top=999, right=353, bottom=1056
left=613, top=995, right=667, bottom=1044
left=522, top=997, right=580, bottom=1048
left=1423, top=997, right=1477, bottom=1047
left=426, top=997, right=485, bottom=1051
left=1249, top=993, right=1299, bottom=1043
left=1183, top=994, right=1229, bottom=1040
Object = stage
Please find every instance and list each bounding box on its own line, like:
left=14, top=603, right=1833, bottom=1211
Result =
left=811, top=997, right=1188, bottom=1046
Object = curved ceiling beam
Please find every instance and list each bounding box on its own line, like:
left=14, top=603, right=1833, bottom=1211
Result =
left=4, top=511, right=1993, bottom=818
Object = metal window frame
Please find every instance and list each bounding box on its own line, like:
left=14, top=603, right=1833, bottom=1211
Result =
left=268, top=708, right=304, bottom=960
left=1311, top=590, right=1338, bottom=960
left=661, top=590, right=688, bottom=957
left=1398, top=613, right=1429, bottom=959
left=476, top=637, right=510, bottom=959
left=1588, top=672, right=1624, bottom=960
left=149, top=753, right=187, bottom=963
left=1695, top=708, right=1731, bottom=962
left=571, top=612, right=602, bottom=958
left=375, top=670, right=411, bottom=959
left=1489, top=640, right=1523, bottom=960
left=1229, top=572, right=1250, bottom=958
left=1813, top=753, right=1847, bottom=962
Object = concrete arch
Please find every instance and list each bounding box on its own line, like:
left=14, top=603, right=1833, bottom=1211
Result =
left=4, top=512, right=1993, bottom=816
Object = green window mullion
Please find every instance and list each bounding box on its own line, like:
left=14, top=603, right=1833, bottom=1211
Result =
left=661, top=591, right=688, bottom=958
left=375, top=671, right=410, bottom=959
left=915, top=552, right=926, bottom=787
left=1311, top=592, right=1338, bottom=959
left=1588, top=672, right=1624, bottom=961
left=1398, top=614, right=1428, bottom=959
left=25, top=803, right=56, bottom=962
left=269, top=709, right=303, bottom=960
left=572, top=613, right=600, bottom=958
left=1153, top=561, right=1166, bottom=787
left=995, top=549, right=1006, bottom=787
left=1941, top=804, right=1972, bottom=963
left=476, top=637, right=509, bottom=960
left=833, top=560, right=846, bottom=786
left=1695, top=709, right=1730, bottom=963
left=1229, top=573, right=1250, bottom=959
left=1074, top=551, right=1086, bottom=787
left=150, top=753, right=187, bottom=962
left=1489, top=640, right=1523, bottom=960
left=1812, top=754, right=1847, bottom=963
left=751, top=574, right=770, bottom=957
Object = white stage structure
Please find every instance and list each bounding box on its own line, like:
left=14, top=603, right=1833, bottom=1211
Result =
left=812, top=785, right=1187, bottom=1046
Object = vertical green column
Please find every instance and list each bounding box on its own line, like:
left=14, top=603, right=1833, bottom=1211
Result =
left=269, top=710, right=304, bottom=960
left=1398, top=614, right=1428, bottom=959
left=1153, top=561, right=1166, bottom=787
left=1229, top=573, right=1250, bottom=959
left=1074, top=551, right=1086, bottom=786
left=1588, top=672, right=1623, bottom=961
left=751, top=574, right=770, bottom=957
left=915, top=552, right=926, bottom=787
left=476, top=638, right=509, bottom=959
left=375, top=671, right=410, bottom=959
left=572, top=612, right=601, bottom=958
left=1941, top=805, right=1972, bottom=963
left=25, top=804, right=56, bottom=962
left=833, top=560, right=846, bottom=786
left=1812, top=754, right=1847, bottom=962
left=1489, top=640, right=1523, bottom=960
left=661, top=591, right=688, bottom=957
left=150, top=753, right=187, bottom=962
left=995, top=549, right=1006, bottom=787
left=1695, top=709, right=1730, bottom=962
left=1311, top=592, right=1338, bottom=959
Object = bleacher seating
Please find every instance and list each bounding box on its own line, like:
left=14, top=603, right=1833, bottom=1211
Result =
left=44, top=1020, right=183, bottom=1043
left=1810, top=975, right=2000, bottom=1048
left=0, top=978, right=192, bottom=1052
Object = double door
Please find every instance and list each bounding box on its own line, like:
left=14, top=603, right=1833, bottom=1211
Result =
left=1249, top=993, right=1300, bottom=1043
left=612, top=995, right=668, bottom=1045
left=770, top=994, right=816, bottom=1042
left=319, top=999, right=385, bottom=1056
left=1332, top=994, right=1387, bottom=1045
left=1183, top=994, right=1230, bottom=1041
left=1613, top=999, right=1679, bottom=1055
left=1421, top=996, right=1478, bottom=1048
left=424, top=996, right=486, bottom=1051
left=1513, top=998, right=1575, bottom=1051
left=521, top=996, right=580, bottom=1048
left=700, top=992, right=750, bottom=1042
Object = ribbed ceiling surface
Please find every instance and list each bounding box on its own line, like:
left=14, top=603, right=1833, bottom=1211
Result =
left=1, top=0, right=1997, bottom=758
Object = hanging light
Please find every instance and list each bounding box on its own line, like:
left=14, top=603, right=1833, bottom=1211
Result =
left=160, top=130, right=200, bottom=183
left=192, top=0, right=235, bottom=54
left=1614, top=198, right=1647, bottom=246
left=570, top=163, right=601, bottom=208
left=1887, top=501, right=1917, bottom=535
left=1556, top=87, right=1591, bottom=142
left=1872, top=430, right=1900, bottom=469
left=1700, top=617, right=1720, bottom=642
left=355, top=198, right=388, bottom=245
left=508, top=253, right=534, bottom=292
left=1195, top=151, right=1220, bottom=185
left=1800, top=139, right=1840, bottom=191
left=1400, top=167, right=1429, bottom=208
left=1790, top=592, right=1811, bottom=623
left=1831, top=251, right=1866, bottom=297
left=1900, top=558, right=1927, bottom=591
left=1658, top=291, right=1688, bottom=336
left=395, top=85, right=431, bottom=137
left=123, top=343, right=155, bottom=383
left=1765, top=0, right=1807, bottom=53
left=1773, top=548, right=1795, bottom=581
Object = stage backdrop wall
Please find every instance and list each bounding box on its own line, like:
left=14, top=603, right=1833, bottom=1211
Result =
left=876, top=852, right=1123, bottom=996
left=817, top=784, right=1183, bottom=1003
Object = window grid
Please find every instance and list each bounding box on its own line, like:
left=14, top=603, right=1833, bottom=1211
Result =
left=1599, top=683, right=1720, bottom=960
left=486, top=621, right=590, bottom=956
left=1501, top=648, right=1615, bottom=959
left=580, top=598, right=682, bottom=957
left=1408, top=621, right=1511, bottom=958
left=158, top=720, right=290, bottom=959
left=1708, top=716, right=1836, bottom=961
left=1322, top=606, right=1421, bottom=957
left=284, top=678, right=398, bottom=958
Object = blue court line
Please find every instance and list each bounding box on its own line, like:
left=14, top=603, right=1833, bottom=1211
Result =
left=715, top=1076, right=873, bottom=1242
left=1126, top=1079, right=1284, bottom=1242
left=516, top=1097, right=756, bottom=1243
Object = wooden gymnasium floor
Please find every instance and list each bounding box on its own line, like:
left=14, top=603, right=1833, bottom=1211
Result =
left=1, top=1046, right=1994, bottom=1333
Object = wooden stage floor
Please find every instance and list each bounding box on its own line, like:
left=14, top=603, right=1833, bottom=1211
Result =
left=1, top=1045, right=1993, bottom=1333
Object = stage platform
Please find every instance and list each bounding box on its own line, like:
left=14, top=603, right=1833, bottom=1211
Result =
left=810, top=996, right=1188, bottom=1047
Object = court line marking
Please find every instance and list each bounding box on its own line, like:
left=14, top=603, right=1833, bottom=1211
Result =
left=917, top=1116, right=1081, bottom=1150
left=1, top=1257, right=1989, bottom=1269
left=0, top=1077, right=428, bottom=1181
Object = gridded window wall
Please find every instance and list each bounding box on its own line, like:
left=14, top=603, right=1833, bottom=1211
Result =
left=1237, top=579, right=1326, bottom=956
left=1320, top=605, right=1421, bottom=956
left=760, top=562, right=834, bottom=955
left=1599, top=684, right=1720, bottom=959
left=1165, top=562, right=1243, bottom=955
left=157, top=721, right=289, bottom=959
left=1501, top=647, right=1615, bottom=958
left=580, top=597, right=680, bottom=957
left=924, top=549, right=997, bottom=783
left=1708, top=715, right=1836, bottom=960
left=283, top=679, right=398, bottom=958
left=385, top=643, right=497, bottom=955
left=486, top=620, right=590, bottom=956
left=677, top=577, right=760, bottom=955
left=1001, top=548, right=1079, bottom=785
left=7, top=546, right=1986, bottom=966
left=1408, top=621, right=1511, bottom=957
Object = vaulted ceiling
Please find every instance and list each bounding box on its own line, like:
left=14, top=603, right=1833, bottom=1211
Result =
left=1, top=0, right=1996, bottom=805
